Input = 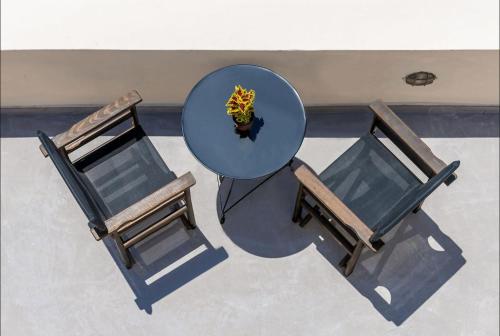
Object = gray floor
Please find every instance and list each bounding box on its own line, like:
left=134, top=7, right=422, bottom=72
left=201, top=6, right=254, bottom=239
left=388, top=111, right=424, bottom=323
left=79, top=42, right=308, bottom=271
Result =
left=1, top=106, right=499, bottom=335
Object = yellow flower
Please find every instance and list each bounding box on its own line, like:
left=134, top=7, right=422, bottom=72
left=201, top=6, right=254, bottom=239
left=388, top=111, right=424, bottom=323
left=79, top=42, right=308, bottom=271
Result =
left=226, top=85, right=255, bottom=123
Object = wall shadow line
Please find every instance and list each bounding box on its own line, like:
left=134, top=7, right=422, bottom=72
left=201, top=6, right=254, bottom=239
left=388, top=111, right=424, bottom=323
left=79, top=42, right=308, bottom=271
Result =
left=1, top=105, right=498, bottom=138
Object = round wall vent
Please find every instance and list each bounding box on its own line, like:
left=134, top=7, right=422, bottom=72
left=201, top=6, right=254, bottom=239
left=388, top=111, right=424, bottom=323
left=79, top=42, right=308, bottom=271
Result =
left=405, top=71, right=437, bottom=86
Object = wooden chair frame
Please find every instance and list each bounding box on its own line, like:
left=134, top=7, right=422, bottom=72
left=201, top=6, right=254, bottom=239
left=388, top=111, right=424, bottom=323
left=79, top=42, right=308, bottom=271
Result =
left=292, top=100, right=457, bottom=276
left=40, top=91, right=196, bottom=268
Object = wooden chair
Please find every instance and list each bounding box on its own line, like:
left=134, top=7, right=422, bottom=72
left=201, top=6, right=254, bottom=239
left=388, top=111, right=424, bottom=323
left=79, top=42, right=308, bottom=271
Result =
left=292, top=100, right=460, bottom=276
left=38, top=91, right=197, bottom=268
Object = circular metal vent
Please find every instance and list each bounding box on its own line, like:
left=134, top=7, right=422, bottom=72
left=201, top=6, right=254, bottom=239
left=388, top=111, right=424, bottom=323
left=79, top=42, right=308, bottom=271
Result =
left=405, top=71, right=437, bottom=86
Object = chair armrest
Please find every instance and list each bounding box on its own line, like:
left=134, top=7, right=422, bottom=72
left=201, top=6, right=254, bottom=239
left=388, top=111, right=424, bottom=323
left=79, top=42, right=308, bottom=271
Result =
left=39, top=90, right=142, bottom=157
left=369, top=100, right=456, bottom=185
left=105, top=172, right=196, bottom=233
left=294, top=165, right=376, bottom=251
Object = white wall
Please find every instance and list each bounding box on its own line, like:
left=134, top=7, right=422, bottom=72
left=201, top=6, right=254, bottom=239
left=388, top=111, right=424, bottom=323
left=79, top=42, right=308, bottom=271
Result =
left=1, top=0, right=499, bottom=50
left=1, top=0, right=498, bottom=106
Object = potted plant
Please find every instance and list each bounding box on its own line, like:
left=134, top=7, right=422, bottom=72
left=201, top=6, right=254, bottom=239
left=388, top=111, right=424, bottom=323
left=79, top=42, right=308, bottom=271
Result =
left=226, top=85, right=256, bottom=133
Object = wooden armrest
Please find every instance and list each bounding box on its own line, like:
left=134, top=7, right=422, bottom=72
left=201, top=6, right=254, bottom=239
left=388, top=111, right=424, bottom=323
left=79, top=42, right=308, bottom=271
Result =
left=369, top=100, right=456, bottom=185
left=295, top=165, right=376, bottom=251
left=105, top=172, right=196, bottom=233
left=39, top=90, right=142, bottom=157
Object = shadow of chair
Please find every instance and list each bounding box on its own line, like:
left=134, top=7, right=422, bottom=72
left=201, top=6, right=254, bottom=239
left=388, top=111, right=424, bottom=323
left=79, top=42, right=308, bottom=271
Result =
left=103, top=220, right=228, bottom=314
left=315, top=210, right=465, bottom=325
left=217, top=158, right=465, bottom=325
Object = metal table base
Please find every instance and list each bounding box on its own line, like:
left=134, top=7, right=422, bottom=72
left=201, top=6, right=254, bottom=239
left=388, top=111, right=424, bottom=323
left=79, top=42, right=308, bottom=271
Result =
left=217, top=160, right=294, bottom=224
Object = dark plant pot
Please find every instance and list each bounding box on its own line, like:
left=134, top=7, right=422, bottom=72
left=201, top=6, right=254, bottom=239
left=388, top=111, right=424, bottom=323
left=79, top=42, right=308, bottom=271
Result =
left=233, top=114, right=254, bottom=133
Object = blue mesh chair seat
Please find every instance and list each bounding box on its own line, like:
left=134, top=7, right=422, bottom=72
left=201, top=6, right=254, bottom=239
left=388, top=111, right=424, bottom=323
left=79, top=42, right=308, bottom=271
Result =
left=318, top=134, right=459, bottom=242
left=319, top=134, right=422, bottom=240
left=72, top=127, right=184, bottom=240
left=74, top=127, right=178, bottom=219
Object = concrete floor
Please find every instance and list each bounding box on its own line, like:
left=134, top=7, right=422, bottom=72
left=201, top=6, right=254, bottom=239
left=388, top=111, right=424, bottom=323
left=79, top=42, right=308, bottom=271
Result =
left=1, top=106, right=499, bottom=335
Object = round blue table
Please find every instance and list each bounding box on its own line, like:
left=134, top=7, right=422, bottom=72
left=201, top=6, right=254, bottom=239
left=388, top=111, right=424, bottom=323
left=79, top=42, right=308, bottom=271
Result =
left=182, top=64, right=306, bottom=223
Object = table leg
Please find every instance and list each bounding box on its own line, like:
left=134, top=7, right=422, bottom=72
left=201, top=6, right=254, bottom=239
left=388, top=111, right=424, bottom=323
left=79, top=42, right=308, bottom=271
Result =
left=217, top=160, right=294, bottom=224
left=219, top=176, right=234, bottom=224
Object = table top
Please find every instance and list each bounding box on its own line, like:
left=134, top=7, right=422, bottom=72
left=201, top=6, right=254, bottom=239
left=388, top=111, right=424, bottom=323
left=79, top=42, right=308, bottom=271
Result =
left=182, top=64, right=306, bottom=179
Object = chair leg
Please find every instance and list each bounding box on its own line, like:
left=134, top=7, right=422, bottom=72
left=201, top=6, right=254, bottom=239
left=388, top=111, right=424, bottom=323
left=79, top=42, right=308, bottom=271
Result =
left=412, top=203, right=422, bottom=214
left=339, top=254, right=350, bottom=268
left=369, top=117, right=377, bottom=134
left=184, top=189, right=197, bottom=229
left=113, top=234, right=132, bottom=269
left=299, top=213, right=312, bottom=227
left=292, top=185, right=304, bottom=223
left=181, top=215, right=196, bottom=230
left=130, top=106, right=140, bottom=128
left=371, top=238, right=385, bottom=251
left=342, top=240, right=364, bottom=276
